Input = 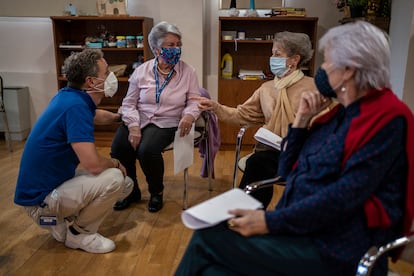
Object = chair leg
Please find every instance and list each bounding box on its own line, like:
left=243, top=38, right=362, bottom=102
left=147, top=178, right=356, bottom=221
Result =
left=205, top=136, right=212, bottom=191
left=232, top=148, right=240, bottom=188
left=1, top=111, right=13, bottom=152
left=183, top=167, right=188, bottom=210
left=232, top=128, right=245, bottom=188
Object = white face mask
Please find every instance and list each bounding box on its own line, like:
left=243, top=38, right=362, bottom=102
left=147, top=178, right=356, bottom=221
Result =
left=269, top=56, right=290, bottom=78
left=93, top=72, right=118, bottom=97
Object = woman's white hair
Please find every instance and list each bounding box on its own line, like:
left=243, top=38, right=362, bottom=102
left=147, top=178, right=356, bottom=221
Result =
left=318, top=20, right=391, bottom=91
left=148, top=21, right=182, bottom=55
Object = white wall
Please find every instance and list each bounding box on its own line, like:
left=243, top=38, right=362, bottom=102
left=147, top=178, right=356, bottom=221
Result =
left=402, top=12, right=414, bottom=111
left=126, top=0, right=203, bottom=82
left=158, top=0, right=203, bottom=83
left=389, top=0, right=414, bottom=111
left=0, top=17, right=57, bottom=126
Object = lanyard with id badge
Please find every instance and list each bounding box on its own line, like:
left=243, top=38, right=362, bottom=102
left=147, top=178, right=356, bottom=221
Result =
left=40, top=214, right=57, bottom=226
left=153, top=59, right=175, bottom=104
left=38, top=190, right=59, bottom=227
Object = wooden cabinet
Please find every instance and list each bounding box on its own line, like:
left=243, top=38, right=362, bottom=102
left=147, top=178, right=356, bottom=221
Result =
left=51, top=16, right=153, bottom=146
left=218, top=16, right=318, bottom=146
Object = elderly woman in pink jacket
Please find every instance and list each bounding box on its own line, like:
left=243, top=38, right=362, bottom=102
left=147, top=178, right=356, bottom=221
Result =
left=111, top=21, right=200, bottom=212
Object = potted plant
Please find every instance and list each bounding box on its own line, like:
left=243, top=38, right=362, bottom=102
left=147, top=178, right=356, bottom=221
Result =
left=347, top=0, right=368, bottom=17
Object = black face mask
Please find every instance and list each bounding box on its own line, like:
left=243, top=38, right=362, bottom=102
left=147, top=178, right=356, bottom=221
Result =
left=314, top=67, right=337, bottom=98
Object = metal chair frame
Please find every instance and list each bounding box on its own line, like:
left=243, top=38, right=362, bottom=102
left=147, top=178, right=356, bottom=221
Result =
left=0, top=76, right=13, bottom=151
left=243, top=176, right=286, bottom=194
left=232, top=127, right=246, bottom=188
left=356, top=235, right=414, bottom=276
left=163, top=110, right=212, bottom=209
left=232, top=126, right=278, bottom=188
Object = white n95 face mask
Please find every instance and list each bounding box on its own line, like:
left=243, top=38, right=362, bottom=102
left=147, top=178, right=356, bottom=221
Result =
left=94, top=72, right=118, bottom=97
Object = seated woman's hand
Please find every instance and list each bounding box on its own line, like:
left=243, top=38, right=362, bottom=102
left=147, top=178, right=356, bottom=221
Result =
left=227, top=209, right=269, bottom=237
left=190, top=96, right=217, bottom=111
left=128, top=126, right=142, bottom=150
left=293, top=90, right=332, bottom=128
left=179, top=114, right=195, bottom=137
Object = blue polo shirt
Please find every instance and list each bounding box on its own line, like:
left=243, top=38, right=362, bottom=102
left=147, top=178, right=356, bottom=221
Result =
left=14, top=87, right=97, bottom=206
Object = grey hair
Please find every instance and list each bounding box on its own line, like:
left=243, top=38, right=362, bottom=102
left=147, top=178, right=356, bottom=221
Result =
left=64, top=49, right=103, bottom=89
left=318, top=20, right=390, bottom=91
left=273, top=31, right=313, bottom=68
left=148, top=21, right=182, bottom=55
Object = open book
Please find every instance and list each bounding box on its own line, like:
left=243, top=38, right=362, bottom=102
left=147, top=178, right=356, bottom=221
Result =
left=181, top=189, right=263, bottom=230
left=253, top=127, right=282, bottom=151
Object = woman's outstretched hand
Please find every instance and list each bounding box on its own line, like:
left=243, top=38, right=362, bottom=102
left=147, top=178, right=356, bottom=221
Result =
left=190, top=96, right=217, bottom=111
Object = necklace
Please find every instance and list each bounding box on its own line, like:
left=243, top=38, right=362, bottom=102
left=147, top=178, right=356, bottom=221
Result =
left=157, top=65, right=172, bottom=75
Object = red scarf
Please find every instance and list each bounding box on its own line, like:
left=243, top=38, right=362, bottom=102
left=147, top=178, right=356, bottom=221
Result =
left=314, top=89, right=414, bottom=248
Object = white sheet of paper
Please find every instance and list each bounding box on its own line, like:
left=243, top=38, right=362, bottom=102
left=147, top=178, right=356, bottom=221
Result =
left=181, top=188, right=263, bottom=229
left=173, top=124, right=195, bottom=175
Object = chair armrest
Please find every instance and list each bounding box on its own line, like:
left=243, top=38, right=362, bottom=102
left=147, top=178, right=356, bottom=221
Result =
left=243, top=176, right=286, bottom=194
left=195, top=111, right=208, bottom=128
left=356, top=235, right=414, bottom=276
left=232, top=127, right=247, bottom=188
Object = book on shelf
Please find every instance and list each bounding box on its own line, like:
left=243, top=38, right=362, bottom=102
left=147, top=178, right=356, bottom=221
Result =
left=272, top=7, right=305, bottom=11
left=238, top=69, right=265, bottom=80
left=253, top=127, right=282, bottom=151
left=59, top=44, right=84, bottom=49
left=273, top=11, right=306, bottom=16
left=239, top=76, right=265, bottom=80
left=270, top=7, right=306, bottom=17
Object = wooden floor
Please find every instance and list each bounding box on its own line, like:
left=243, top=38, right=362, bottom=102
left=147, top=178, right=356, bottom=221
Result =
left=0, top=139, right=413, bottom=275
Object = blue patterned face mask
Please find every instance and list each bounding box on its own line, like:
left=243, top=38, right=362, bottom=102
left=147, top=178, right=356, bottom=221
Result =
left=160, top=47, right=181, bottom=65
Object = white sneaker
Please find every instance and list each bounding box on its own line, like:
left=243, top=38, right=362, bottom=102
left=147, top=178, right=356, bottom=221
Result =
left=65, top=230, right=116, bottom=253
left=48, top=220, right=67, bottom=242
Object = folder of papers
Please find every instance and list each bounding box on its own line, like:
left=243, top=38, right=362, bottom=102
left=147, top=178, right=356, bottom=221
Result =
left=181, top=189, right=263, bottom=229
left=254, top=127, right=282, bottom=151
